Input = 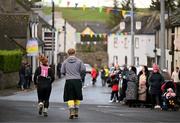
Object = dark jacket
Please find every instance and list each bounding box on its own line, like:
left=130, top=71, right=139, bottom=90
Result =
left=34, top=65, right=55, bottom=87
left=148, top=72, right=164, bottom=95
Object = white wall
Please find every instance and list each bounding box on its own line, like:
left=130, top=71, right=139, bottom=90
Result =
left=174, top=26, right=180, bottom=68
left=52, top=17, right=76, bottom=53
left=108, top=34, right=155, bottom=66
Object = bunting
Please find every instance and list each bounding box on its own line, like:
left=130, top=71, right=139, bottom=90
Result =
left=83, top=4, right=86, bottom=11
left=99, top=7, right=103, bottom=13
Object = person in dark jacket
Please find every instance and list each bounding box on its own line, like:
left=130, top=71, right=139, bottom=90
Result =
left=148, top=64, right=164, bottom=109
left=57, top=62, right=62, bottom=78
left=61, top=48, right=86, bottom=119
left=18, top=61, right=26, bottom=91
left=34, top=55, right=55, bottom=117
left=119, top=65, right=129, bottom=102
left=125, top=66, right=138, bottom=107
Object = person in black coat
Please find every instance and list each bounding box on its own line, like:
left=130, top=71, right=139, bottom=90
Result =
left=34, top=55, right=55, bottom=117
left=148, top=64, right=164, bottom=109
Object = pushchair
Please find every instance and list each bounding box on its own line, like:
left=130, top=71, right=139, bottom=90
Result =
left=161, top=81, right=179, bottom=111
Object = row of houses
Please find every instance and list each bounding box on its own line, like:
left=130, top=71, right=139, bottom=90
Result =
left=1, top=0, right=180, bottom=75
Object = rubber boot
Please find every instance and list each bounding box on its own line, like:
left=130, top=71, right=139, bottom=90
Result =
left=69, top=108, right=75, bottom=119
left=74, top=108, right=79, bottom=118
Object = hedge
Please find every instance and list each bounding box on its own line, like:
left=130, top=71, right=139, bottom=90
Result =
left=0, top=50, right=23, bottom=73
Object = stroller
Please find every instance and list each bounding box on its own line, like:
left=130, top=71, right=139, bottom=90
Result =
left=161, top=81, right=179, bottom=111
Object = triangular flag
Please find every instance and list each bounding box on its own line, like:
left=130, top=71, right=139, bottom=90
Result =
left=122, top=10, right=126, bottom=17
left=83, top=4, right=86, bottom=11
left=99, top=7, right=103, bottom=13
left=67, top=1, right=70, bottom=7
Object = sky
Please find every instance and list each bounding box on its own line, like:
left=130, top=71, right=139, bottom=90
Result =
left=43, top=0, right=152, bottom=8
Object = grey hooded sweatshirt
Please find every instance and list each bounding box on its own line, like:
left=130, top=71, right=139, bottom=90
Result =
left=61, top=56, right=86, bottom=80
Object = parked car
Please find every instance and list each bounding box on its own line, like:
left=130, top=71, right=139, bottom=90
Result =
left=84, top=64, right=92, bottom=74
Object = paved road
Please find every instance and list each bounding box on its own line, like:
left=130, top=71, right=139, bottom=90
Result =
left=0, top=74, right=111, bottom=104
left=0, top=74, right=180, bottom=123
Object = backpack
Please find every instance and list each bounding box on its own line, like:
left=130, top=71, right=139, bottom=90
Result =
left=40, top=65, right=49, bottom=77
left=25, top=67, right=31, bottom=77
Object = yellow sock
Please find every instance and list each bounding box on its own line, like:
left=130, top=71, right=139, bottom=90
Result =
left=74, top=100, right=80, bottom=108
left=67, top=100, right=75, bottom=108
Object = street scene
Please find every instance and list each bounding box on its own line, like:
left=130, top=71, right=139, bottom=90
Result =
left=1, top=0, right=180, bottom=122
left=0, top=75, right=180, bottom=122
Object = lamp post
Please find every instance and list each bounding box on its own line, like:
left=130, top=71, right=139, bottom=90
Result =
left=160, top=0, right=166, bottom=69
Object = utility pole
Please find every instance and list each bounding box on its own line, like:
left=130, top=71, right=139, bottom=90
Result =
left=51, top=0, right=55, bottom=65
left=160, top=0, right=166, bottom=69
left=131, top=0, right=135, bottom=65
left=64, top=20, right=66, bottom=53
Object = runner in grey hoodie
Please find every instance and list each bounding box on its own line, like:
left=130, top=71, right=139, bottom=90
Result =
left=61, top=48, right=85, bottom=119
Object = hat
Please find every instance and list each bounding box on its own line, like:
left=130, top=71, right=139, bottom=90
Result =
left=167, top=88, right=174, bottom=92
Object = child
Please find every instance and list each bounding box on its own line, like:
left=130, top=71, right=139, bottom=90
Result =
left=109, top=74, right=119, bottom=102
left=164, top=88, right=176, bottom=99
left=91, top=65, right=98, bottom=86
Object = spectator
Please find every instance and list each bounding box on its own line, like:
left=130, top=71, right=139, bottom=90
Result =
left=125, top=66, right=138, bottom=107
left=148, top=64, right=164, bottom=109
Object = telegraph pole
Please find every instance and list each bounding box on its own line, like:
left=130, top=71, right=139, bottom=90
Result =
left=131, top=0, right=135, bottom=65
left=64, top=20, right=66, bottom=53
left=51, top=0, right=55, bottom=65
left=160, top=0, right=166, bottom=69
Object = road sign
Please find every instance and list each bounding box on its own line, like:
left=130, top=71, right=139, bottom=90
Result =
left=44, top=32, right=55, bottom=51
left=26, top=38, right=38, bottom=56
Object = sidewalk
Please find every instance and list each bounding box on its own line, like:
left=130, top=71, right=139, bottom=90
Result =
left=0, top=77, right=61, bottom=97
left=0, top=86, right=35, bottom=96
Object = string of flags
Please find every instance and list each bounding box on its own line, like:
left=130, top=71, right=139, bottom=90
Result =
left=56, top=1, right=132, bottom=17
left=76, top=32, right=130, bottom=38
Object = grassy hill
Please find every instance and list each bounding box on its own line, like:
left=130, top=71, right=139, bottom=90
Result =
left=43, top=7, right=110, bottom=22
left=42, top=7, right=153, bottom=23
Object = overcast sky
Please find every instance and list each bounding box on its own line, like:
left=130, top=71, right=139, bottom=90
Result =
left=43, top=0, right=151, bottom=8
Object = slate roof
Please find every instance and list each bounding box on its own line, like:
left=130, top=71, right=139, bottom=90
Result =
left=0, top=13, right=29, bottom=50
left=111, top=12, right=160, bottom=35
left=69, top=21, right=109, bottom=34
left=0, top=0, right=51, bottom=50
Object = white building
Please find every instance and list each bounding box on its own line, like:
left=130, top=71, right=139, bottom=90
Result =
left=155, top=9, right=180, bottom=73
left=34, top=10, right=77, bottom=64
left=108, top=14, right=159, bottom=67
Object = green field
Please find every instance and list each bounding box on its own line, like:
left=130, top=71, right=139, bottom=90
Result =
left=42, top=7, right=152, bottom=22
left=43, top=7, right=110, bottom=22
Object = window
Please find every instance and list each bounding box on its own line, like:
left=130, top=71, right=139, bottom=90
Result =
left=135, top=37, right=139, bottom=48
left=135, top=57, right=139, bottom=66
left=113, top=56, right=118, bottom=64
left=124, top=38, right=128, bottom=48
left=125, top=56, right=127, bottom=65
left=114, top=37, right=118, bottom=48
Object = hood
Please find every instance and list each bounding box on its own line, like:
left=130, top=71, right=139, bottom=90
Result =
left=67, top=56, right=77, bottom=63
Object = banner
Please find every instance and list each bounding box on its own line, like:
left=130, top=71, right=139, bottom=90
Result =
left=26, top=38, right=39, bottom=56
